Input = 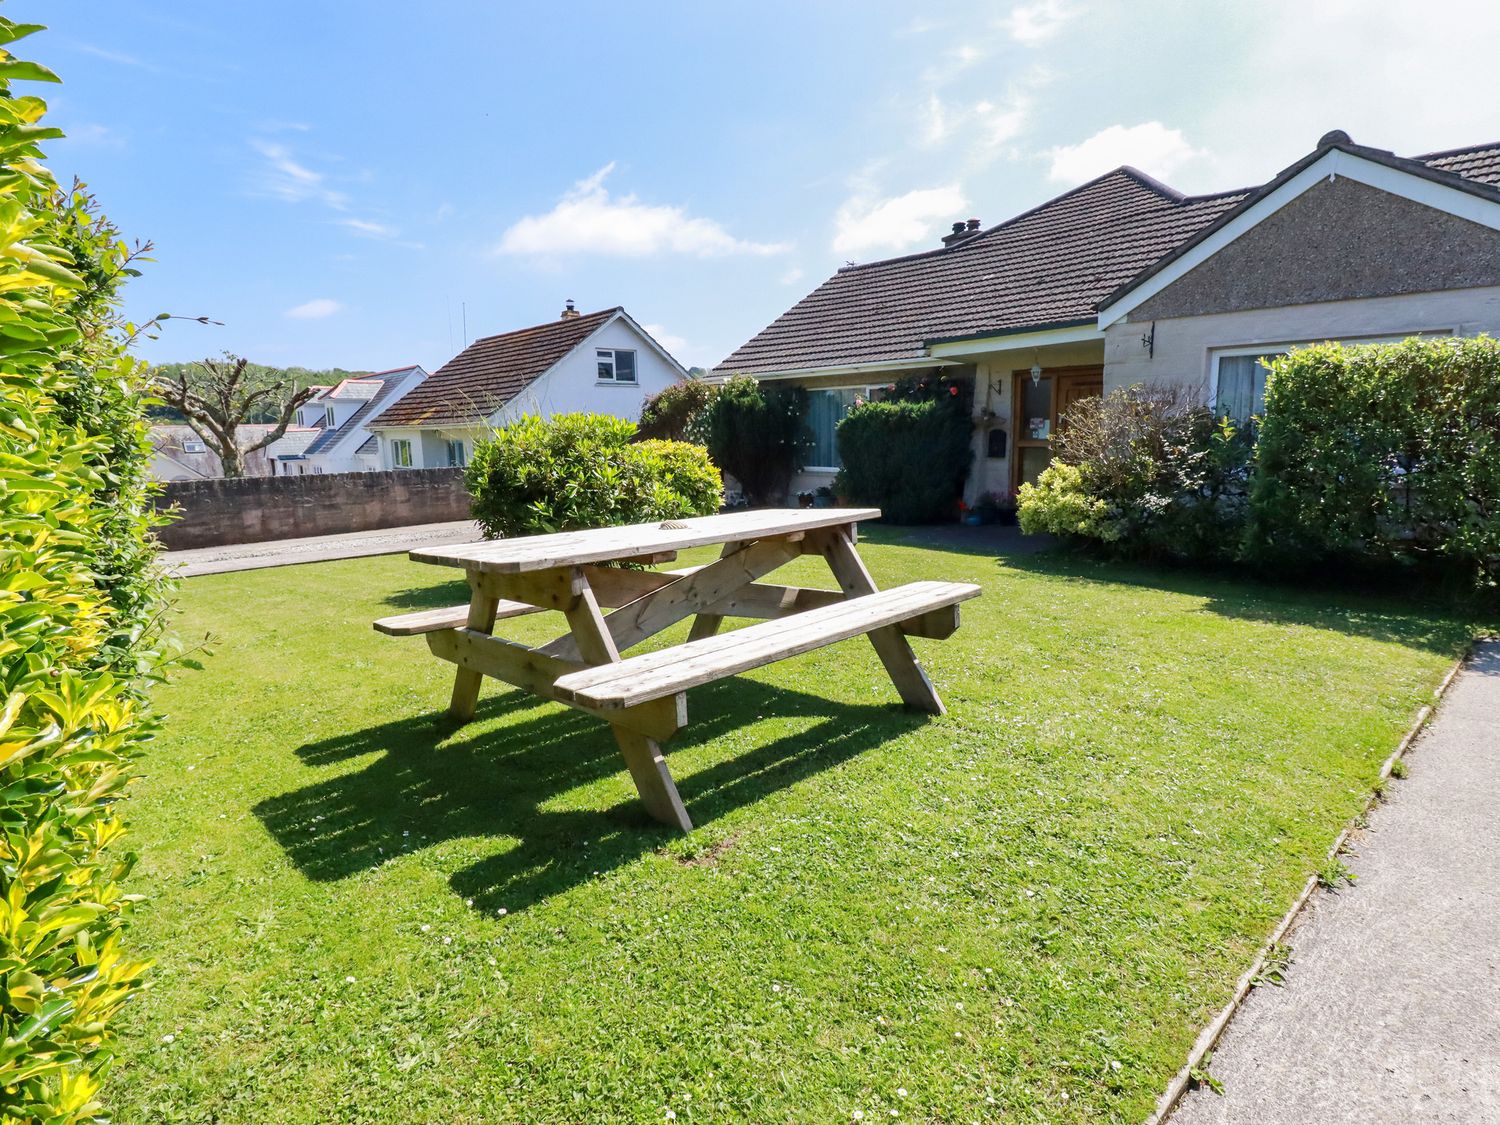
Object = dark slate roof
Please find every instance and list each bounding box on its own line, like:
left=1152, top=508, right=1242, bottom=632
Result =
left=356, top=435, right=378, bottom=455
left=1418, top=141, right=1500, bottom=188
left=715, top=136, right=1500, bottom=377
left=378, top=308, right=619, bottom=427
left=303, top=367, right=423, bottom=455
left=713, top=170, right=1249, bottom=375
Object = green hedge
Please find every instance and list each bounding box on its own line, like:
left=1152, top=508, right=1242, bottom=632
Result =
left=1016, top=337, right=1500, bottom=588
left=466, top=413, right=722, bottom=538
left=1248, top=337, right=1500, bottom=584
left=0, top=20, right=171, bottom=1121
left=704, top=374, right=808, bottom=505
left=835, top=374, right=973, bottom=523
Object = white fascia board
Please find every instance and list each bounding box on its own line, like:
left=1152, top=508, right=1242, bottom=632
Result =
left=608, top=309, right=691, bottom=380
left=702, top=356, right=959, bottom=384
left=927, top=322, right=1103, bottom=359
left=1099, top=149, right=1500, bottom=328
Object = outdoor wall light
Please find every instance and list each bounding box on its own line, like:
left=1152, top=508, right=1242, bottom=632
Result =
left=1029, top=361, right=1043, bottom=386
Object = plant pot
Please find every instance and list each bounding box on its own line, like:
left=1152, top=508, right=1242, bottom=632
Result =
left=963, top=513, right=984, bottom=526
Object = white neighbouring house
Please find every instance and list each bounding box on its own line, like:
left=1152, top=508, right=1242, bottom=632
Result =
left=275, top=365, right=429, bottom=475
left=369, top=303, right=687, bottom=470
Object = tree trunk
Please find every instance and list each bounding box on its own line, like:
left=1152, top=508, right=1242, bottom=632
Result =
left=219, top=440, right=244, bottom=478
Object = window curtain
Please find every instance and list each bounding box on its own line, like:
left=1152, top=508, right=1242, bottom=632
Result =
left=807, top=388, right=863, bottom=468
left=1216, top=354, right=1277, bottom=422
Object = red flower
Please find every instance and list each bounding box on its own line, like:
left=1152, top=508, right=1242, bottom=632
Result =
left=948, top=386, right=958, bottom=396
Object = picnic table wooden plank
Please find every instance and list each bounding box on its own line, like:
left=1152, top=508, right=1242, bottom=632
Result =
left=553, top=580, right=980, bottom=709
left=409, top=508, right=881, bottom=573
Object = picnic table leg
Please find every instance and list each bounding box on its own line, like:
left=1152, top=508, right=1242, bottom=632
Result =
left=448, top=573, right=500, bottom=720
left=684, top=541, right=740, bottom=642
left=818, top=526, right=947, bottom=715
left=564, top=583, right=693, bottom=831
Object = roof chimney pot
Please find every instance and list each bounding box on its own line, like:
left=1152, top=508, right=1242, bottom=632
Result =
left=560, top=299, right=579, bottom=320
left=941, top=218, right=983, bottom=247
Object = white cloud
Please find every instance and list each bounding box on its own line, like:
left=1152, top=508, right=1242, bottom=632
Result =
left=922, top=94, right=952, bottom=146
left=336, top=217, right=397, bottom=239
left=66, top=123, right=124, bottom=149
left=975, top=92, right=1033, bottom=147
left=1047, top=122, right=1202, bottom=185
left=72, top=42, right=155, bottom=70
left=1001, top=0, right=1078, bottom=45
left=286, top=298, right=342, bottom=320
left=641, top=323, right=690, bottom=359
left=779, top=266, right=805, bottom=286
left=497, top=164, right=790, bottom=258
left=250, top=139, right=348, bottom=209
left=832, top=184, right=968, bottom=256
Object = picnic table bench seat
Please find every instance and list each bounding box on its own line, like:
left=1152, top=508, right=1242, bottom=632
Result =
left=553, top=580, right=980, bottom=709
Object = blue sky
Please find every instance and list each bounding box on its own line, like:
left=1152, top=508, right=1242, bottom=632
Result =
left=30, top=0, right=1500, bottom=372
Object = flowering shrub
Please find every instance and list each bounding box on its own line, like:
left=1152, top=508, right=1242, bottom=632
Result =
left=704, top=374, right=809, bottom=505
left=0, top=19, right=171, bottom=1121
left=1017, top=382, right=1251, bottom=562
left=636, top=378, right=715, bottom=443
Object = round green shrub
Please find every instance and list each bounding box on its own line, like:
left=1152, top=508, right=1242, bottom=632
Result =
left=466, top=412, right=723, bottom=538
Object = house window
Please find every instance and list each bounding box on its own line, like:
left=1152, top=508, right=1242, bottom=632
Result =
left=324, top=406, right=336, bottom=428
left=391, top=439, right=413, bottom=468
left=597, top=348, right=637, bottom=383
left=1212, top=352, right=1282, bottom=424
left=807, top=386, right=892, bottom=470
left=446, top=439, right=466, bottom=467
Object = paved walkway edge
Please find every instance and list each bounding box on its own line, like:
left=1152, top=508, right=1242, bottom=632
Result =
left=1146, top=643, right=1477, bottom=1125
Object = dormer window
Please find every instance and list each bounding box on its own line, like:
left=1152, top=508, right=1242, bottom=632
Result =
left=324, top=406, right=336, bottom=428
left=596, top=347, right=637, bottom=384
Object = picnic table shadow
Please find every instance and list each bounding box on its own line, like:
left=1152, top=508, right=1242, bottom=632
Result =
left=254, top=679, right=923, bottom=915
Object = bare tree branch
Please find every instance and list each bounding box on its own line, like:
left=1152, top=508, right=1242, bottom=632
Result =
left=150, top=353, right=317, bottom=478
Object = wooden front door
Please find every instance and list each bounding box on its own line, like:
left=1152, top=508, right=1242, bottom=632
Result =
left=1010, top=366, right=1104, bottom=491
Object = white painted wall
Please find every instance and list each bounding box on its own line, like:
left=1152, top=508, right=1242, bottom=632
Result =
left=1106, top=286, right=1500, bottom=393
left=378, top=315, right=684, bottom=470
left=487, top=316, right=682, bottom=427
left=305, top=368, right=428, bottom=475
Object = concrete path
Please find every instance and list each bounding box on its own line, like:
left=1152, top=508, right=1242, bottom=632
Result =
left=1172, top=640, right=1500, bottom=1125
left=163, top=520, right=482, bottom=577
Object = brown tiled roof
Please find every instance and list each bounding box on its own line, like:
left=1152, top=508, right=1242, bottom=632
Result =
left=1418, top=141, right=1500, bottom=187
left=377, top=308, right=620, bottom=426
left=712, top=170, right=1248, bottom=376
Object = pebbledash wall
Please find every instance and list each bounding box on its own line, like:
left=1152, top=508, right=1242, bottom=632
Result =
left=155, top=467, right=471, bottom=549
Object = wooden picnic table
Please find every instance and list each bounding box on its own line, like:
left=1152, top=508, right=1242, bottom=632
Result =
left=375, top=508, right=979, bottom=831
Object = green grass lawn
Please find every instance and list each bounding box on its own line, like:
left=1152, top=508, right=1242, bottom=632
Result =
left=108, top=530, right=1486, bottom=1123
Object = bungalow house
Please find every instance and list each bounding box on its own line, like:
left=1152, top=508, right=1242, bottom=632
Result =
left=369, top=303, right=687, bottom=470
left=277, top=365, right=428, bottom=475
left=712, top=131, right=1500, bottom=504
